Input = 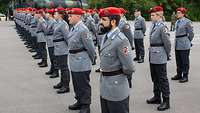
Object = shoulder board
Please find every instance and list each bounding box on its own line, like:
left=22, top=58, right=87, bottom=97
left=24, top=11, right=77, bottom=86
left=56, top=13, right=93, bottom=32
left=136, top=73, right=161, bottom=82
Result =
left=118, top=32, right=126, bottom=40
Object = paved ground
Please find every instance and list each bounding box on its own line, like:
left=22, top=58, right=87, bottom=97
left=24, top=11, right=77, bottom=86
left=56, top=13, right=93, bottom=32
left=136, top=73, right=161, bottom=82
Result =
left=0, top=21, right=200, bottom=113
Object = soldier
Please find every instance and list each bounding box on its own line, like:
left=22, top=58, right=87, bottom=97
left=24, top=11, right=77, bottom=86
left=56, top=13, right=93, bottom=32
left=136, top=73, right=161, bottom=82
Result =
left=28, top=8, right=38, bottom=53
left=44, top=9, right=58, bottom=77
left=98, top=7, right=135, bottom=113
left=92, top=9, right=100, bottom=24
left=133, top=8, right=146, bottom=63
left=146, top=6, right=171, bottom=111
left=170, top=12, right=176, bottom=31
left=67, top=8, right=96, bottom=113
left=84, top=9, right=97, bottom=46
left=52, top=7, right=70, bottom=94
left=118, top=8, right=134, bottom=50
left=171, top=7, right=194, bottom=83
left=35, top=9, right=48, bottom=67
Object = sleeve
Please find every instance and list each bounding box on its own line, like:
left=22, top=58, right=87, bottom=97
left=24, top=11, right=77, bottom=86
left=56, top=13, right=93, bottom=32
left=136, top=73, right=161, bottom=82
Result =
left=40, top=18, right=47, bottom=32
left=160, top=26, right=171, bottom=57
left=123, top=23, right=134, bottom=49
left=186, top=21, right=194, bottom=41
left=117, top=38, right=135, bottom=75
left=141, top=18, right=146, bottom=34
left=81, top=30, right=97, bottom=63
left=61, top=23, right=69, bottom=42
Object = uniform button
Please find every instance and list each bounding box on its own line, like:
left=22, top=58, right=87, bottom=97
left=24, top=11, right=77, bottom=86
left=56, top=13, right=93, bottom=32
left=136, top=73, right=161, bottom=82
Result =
left=114, top=81, right=118, bottom=84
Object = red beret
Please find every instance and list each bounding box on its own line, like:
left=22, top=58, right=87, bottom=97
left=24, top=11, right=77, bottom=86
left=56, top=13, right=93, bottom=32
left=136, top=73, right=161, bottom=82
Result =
left=150, top=6, right=163, bottom=13
left=99, top=7, right=121, bottom=17
left=28, top=7, right=33, bottom=11
left=32, top=8, right=37, bottom=12
left=87, top=9, right=94, bottom=14
left=45, top=8, right=49, bottom=13
left=119, top=8, right=126, bottom=14
left=176, top=7, right=187, bottom=14
left=48, top=9, right=55, bottom=14
left=37, top=9, right=44, bottom=14
left=55, top=7, right=65, bottom=12
left=69, top=8, right=84, bottom=15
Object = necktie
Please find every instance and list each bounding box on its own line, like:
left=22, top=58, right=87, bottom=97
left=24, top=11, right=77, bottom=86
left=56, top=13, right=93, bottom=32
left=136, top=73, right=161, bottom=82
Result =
left=71, top=27, right=74, bottom=32
left=176, top=20, right=180, bottom=29
left=103, top=35, right=108, bottom=44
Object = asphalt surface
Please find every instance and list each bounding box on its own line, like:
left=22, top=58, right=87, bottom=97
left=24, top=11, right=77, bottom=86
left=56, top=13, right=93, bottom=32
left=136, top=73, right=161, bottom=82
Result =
left=0, top=21, right=200, bottom=113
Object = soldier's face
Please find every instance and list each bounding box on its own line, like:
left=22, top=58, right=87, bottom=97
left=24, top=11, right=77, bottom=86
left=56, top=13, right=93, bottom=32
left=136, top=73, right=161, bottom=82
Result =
left=134, top=11, right=139, bottom=17
left=176, top=11, right=184, bottom=19
left=68, top=14, right=81, bottom=25
left=54, top=12, right=60, bottom=20
left=150, top=13, right=159, bottom=22
left=99, top=17, right=112, bottom=34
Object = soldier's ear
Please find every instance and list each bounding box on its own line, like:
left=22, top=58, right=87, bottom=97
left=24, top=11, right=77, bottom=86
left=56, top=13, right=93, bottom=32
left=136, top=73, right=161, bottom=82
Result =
left=110, top=19, right=116, bottom=26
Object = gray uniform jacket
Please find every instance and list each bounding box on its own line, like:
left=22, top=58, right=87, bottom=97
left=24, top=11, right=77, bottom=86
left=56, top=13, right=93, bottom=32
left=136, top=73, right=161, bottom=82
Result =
left=53, top=19, right=69, bottom=56
left=134, top=16, right=146, bottom=39
left=25, top=13, right=32, bottom=32
left=100, top=27, right=135, bottom=101
left=44, top=19, right=57, bottom=47
left=84, top=15, right=97, bottom=41
left=149, top=20, right=171, bottom=64
left=30, top=16, right=38, bottom=37
left=36, top=17, right=47, bottom=43
left=93, top=13, right=100, bottom=24
left=68, top=21, right=96, bottom=72
left=118, top=18, right=134, bottom=48
left=175, top=17, right=194, bottom=50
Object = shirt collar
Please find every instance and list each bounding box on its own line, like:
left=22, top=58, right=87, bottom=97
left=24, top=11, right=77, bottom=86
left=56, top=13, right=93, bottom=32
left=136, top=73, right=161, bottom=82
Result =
left=178, top=17, right=185, bottom=22
left=73, top=21, right=82, bottom=29
left=107, top=27, right=119, bottom=39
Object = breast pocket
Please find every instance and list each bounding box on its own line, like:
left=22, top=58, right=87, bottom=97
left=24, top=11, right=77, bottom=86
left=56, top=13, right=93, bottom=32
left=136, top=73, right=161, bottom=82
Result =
left=150, top=47, right=167, bottom=62
left=102, top=51, right=115, bottom=65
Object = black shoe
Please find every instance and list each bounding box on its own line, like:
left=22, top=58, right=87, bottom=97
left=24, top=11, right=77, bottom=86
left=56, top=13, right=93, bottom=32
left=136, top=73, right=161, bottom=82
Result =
left=133, top=57, right=139, bottom=61
left=29, top=49, right=36, bottom=52
left=146, top=96, right=161, bottom=104
left=39, top=62, right=48, bottom=68
left=34, top=57, right=41, bottom=60
left=79, top=106, right=90, bottom=113
left=37, top=61, right=43, bottom=65
left=157, top=97, right=170, bottom=111
left=26, top=45, right=32, bottom=48
left=171, top=75, right=182, bottom=80
left=53, top=82, right=62, bottom=89
left=32, top=54, right=39, bottom=57
left=33, top=56, right=41, bottom=59
left=49, top=72, right=59, bottom=78
left=95, top=68, right=101, bottom=73
left=56, top=87, right=70, bottom=94
left=138, top=59, right=144, bottom=63
left=45, top=69, right=54, bottom=75
left=68, top=102, right=82, bottom=110
left=179, top=77, right=188, bottom=83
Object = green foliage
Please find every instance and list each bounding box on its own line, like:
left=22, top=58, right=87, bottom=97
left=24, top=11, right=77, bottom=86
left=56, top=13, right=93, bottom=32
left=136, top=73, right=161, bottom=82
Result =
left=88, top=0, right=200, bottom=21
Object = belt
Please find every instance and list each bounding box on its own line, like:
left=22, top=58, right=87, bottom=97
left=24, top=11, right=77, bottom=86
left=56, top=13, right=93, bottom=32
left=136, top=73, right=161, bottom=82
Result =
left=176, top=34, right=188, bottom=38
left=46, top=34, right=53, bottom=36
left=53, top=38, right=65, bottom=42
left=135, top=28, right=142, bottom=30
left=102, top=69, right=123, bottom=76
left=150, top=43, right=164, bottom=47
left=36, top=31, right=43, bottom=33
left=31, top=26, right=37, bottom=28
left=69, top=48, right=87, bottom=54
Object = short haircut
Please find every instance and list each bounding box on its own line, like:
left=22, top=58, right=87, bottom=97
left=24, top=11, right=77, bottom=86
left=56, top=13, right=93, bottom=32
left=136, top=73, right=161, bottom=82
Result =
left=108, top=15, right=121, bottom=26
